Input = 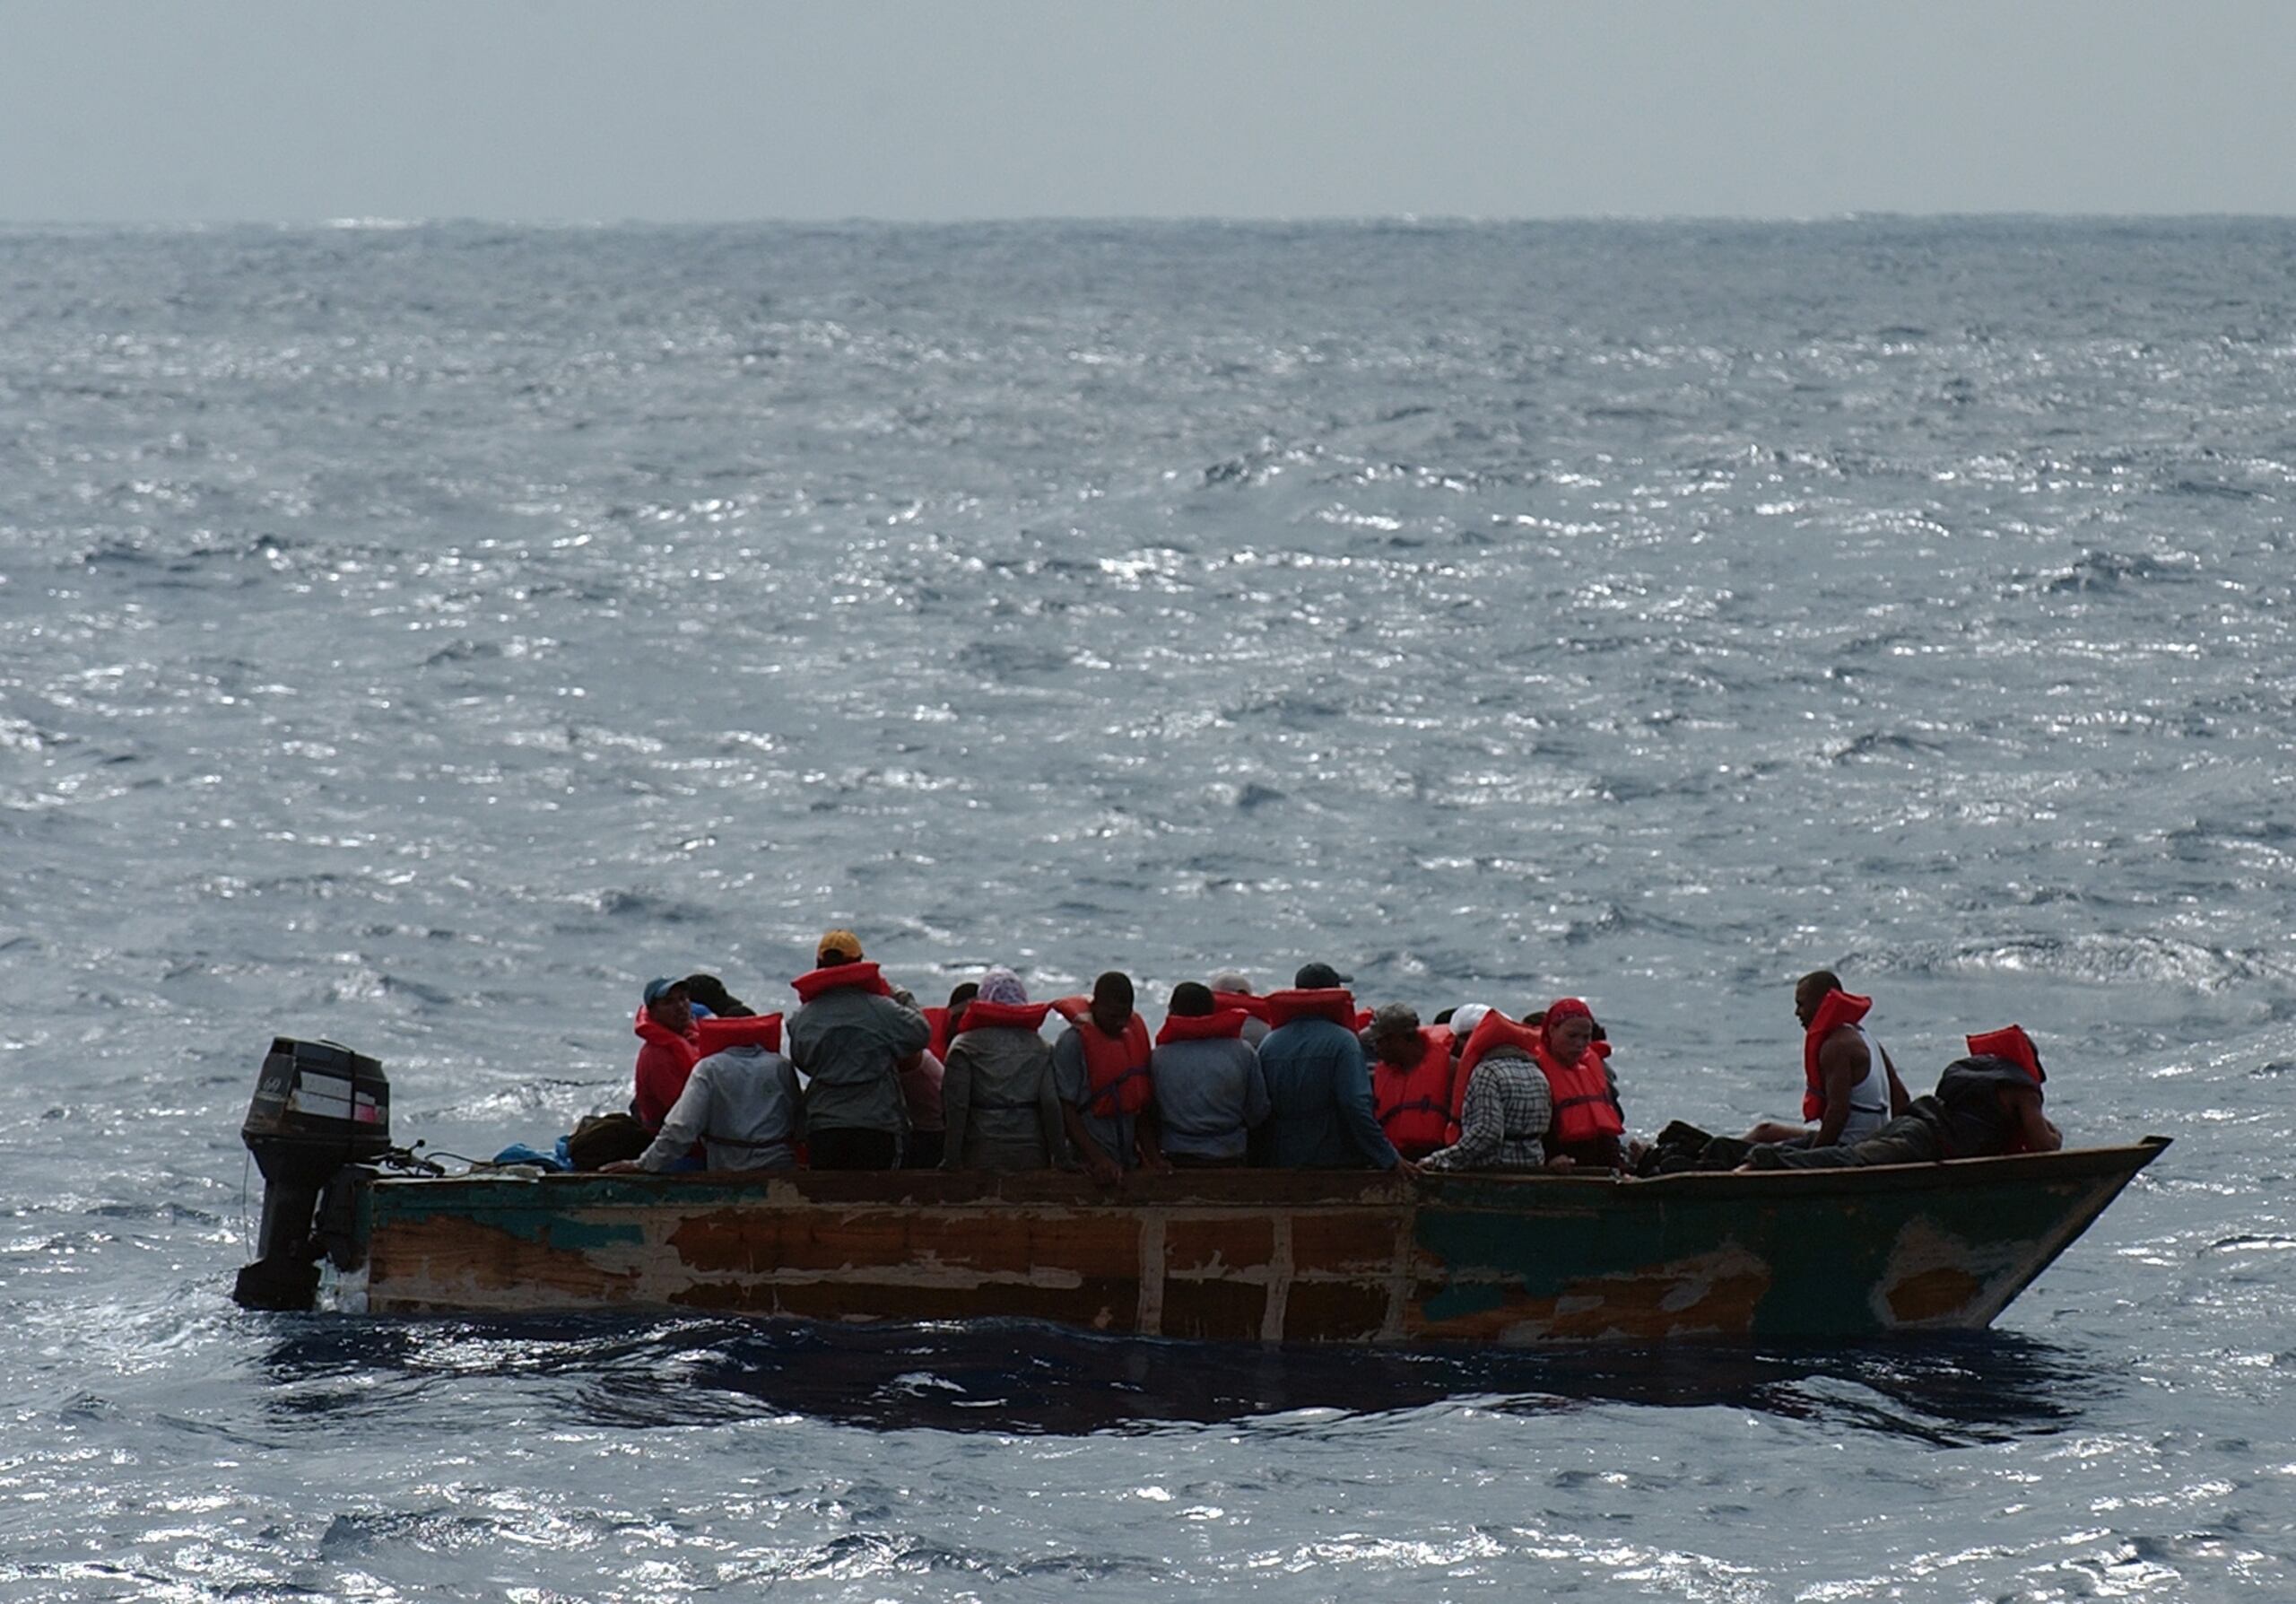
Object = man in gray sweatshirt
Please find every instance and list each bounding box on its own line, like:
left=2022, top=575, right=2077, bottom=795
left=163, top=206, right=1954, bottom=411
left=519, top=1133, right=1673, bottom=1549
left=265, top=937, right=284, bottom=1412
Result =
left=786, top=928, right=930, bottom=1170
left=1149, top=981, right=1269, bottom=1165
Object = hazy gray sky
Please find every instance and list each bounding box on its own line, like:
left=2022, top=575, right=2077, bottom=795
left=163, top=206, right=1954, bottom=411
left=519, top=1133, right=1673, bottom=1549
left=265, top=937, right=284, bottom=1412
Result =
left=5, top=0, right=2292, bottom=222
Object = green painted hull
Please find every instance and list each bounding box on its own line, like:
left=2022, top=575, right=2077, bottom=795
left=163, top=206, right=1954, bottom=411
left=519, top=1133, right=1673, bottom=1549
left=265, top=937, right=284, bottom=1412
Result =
left=347, top=1139, right=2167, bottom=1344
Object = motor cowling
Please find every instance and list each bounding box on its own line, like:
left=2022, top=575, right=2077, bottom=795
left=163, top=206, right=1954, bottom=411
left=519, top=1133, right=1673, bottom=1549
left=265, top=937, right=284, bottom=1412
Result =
left=233, top=1037, right=391, bottom=1311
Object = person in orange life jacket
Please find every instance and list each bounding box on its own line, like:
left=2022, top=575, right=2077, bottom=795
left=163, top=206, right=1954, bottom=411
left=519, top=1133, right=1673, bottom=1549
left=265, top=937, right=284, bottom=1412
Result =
left=1257, top=963, right=1413, bottom=1173
left=1527, top=998, right=1628, bottom=1170
left=888, top=986, right=948, bottom=1169
left=1150, top=981, right=1270, bottom=1166
left=1208, top=971, right=1273, bottom=1048
left=1052, top=971, right=1166, bottom=1183
left=785, top=928, right=930, bottom=1171
left=924, top=981, right=978, bottom=1062
left=942, top=967, right=1065, bottom=1172
left=1525, top=1005, right=1629, bottom=1133
left=631, top=975, right=786, bottom=1129
left=1744, top=970, right=1912, bottom=1149
left=1747, top=1025, right=2060, bottom=1169
left=604, top=985, right=804, bottom=1175
left=1424, top=1002, right=1553, bottom=1172
left=1367, top=1005, right=1460, bottom=1162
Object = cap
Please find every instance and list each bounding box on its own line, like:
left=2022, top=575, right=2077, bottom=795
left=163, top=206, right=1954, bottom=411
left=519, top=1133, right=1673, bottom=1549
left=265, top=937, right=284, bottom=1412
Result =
left=641, top=977, right=683, bottom=1006
left=1450, top=1003, right=1492, bottom=1040
left=1368, top=1002, right=1420, bottom=1038
left=816, top=928, right=864, bottom=963
left=1294, top=961, right=1352, bottom=989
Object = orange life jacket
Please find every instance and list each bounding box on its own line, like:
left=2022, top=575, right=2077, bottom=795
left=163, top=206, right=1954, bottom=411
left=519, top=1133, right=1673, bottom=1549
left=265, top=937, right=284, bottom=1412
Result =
left=1372, top=1025, right=1457, bottom=1157
left=790, top=961, right=894, bottom=1004
left=959, top=998, right=1057, bottom=1033
left=631, top=1010, right=786, bottom=1129
left=1211, top=990, right=1273, bottom=1024
left=1535, top=1036, right=1625, bottom=1146
left=1965, top=1024, right=2045, bottom=1084
left=1051, top=996, right=1154, bottom=1117
left=1456, top=1010, right=1543, bottom=1087
left=925, top=1005, right=964, bottom=1058
left=1965, top=1024, right=2048, bottom=1155
left=1156, top=1008, right=1250, bottom=1045
left=1802, top=989, right=1874, bottom=1120
left=1262, top=988, right=1360, bottom=1029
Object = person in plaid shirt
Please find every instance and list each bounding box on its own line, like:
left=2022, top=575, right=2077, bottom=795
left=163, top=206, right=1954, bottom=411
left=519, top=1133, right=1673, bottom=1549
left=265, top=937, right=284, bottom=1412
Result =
left=1422, top=1016, right=1553, bottom=1172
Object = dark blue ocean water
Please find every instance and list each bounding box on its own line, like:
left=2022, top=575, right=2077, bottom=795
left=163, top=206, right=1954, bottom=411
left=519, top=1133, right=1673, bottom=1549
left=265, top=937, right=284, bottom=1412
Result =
left=3, top=218, right=2293, bottom=1600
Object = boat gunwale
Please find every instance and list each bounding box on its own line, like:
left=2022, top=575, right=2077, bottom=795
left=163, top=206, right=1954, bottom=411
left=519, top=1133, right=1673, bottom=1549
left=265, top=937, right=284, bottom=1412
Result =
left=363, top=1136, right=2170, bottom=1212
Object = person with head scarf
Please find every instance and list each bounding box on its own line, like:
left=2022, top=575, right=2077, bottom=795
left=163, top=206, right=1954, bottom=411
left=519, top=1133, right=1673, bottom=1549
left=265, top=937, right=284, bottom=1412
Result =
left=940, top=966, right=1066, bottom=1172
left=1527, top=997, right=1627, bottom=1170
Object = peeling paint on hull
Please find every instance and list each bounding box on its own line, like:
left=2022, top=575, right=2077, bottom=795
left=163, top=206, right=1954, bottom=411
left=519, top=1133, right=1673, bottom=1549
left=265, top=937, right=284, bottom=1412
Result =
left=357, top=1139, right=2168, bottom=1344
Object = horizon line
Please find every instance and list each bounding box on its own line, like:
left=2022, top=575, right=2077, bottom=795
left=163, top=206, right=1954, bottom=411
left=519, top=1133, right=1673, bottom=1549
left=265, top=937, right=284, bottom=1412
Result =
left=4, top=209, right=2294, bottom=232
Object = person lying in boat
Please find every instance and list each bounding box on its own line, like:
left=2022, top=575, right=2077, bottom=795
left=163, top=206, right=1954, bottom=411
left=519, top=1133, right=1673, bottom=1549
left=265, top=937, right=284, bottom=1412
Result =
left=1052, top=971, right=1167, bottom=1182
left=1421, top=1000, right=1552, bottom=1172
left=1367, top=1004, right=1461, bottom=1163
left=1744, top=970, right=1912, bottom=1150
left=602, top=991, right=804, bottom=1175
left=1149, top=981, right=1269, bottom=1167
left=1257, top=963, right=1412, bottom=1174
left=940, top=967, right=1065, bottom=1172
left=631, top=975, right=786, bottom=1130
left=785, top=928, right=930, bottom=1171
left=1744, top=1025, right=2060, bottom=1169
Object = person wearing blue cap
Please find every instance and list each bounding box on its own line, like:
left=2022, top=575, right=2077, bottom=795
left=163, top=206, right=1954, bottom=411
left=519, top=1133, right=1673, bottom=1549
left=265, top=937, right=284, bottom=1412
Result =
left=631, top=975, right=782, bottom=1129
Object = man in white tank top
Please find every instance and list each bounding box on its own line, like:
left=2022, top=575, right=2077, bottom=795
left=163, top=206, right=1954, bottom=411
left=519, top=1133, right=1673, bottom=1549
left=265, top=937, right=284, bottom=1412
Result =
left=1744, top=970, right=1911, bottom=1149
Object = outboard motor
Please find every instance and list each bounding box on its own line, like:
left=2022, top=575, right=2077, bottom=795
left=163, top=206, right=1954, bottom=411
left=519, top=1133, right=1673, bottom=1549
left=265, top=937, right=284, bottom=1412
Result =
left=233, top=1037, right=391, bottom=1311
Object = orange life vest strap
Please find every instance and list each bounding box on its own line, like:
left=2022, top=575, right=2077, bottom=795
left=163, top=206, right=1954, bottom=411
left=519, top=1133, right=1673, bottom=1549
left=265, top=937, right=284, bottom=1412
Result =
left=1965, top=1024, right=2045, bottom=1084
left=1801, top=989, right=1873, bottom=1120
left=1263, top=988, right=1357, bottom=1028
left=790, top=961, right=893, bottom=1003
left=1211, top=990, right=1273, bottom=1022
left=1156, top=1008, right=1249, bottom=1045
left=694, top=1012, right=785, bottom=1056
left=961, top=998, right=1057, bottom=1032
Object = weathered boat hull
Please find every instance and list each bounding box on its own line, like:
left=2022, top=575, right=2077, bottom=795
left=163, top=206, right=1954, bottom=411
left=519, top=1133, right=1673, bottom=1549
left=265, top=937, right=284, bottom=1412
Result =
left=344, top=1138, right=2168, bottom=1344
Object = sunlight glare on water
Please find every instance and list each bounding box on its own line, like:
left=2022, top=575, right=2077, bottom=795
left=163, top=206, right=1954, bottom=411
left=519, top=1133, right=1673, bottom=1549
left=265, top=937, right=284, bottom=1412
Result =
left=1, top=218, right=2292, bottom=1600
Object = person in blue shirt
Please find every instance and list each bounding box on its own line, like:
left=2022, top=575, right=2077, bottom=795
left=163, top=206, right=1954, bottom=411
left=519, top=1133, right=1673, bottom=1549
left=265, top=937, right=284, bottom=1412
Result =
left=1255, top=962, right=1412, bottom=1172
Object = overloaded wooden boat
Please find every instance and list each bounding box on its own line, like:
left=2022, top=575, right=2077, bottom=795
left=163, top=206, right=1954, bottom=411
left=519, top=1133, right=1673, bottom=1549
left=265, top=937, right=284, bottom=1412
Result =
left=231, top=1038, right=2168, bottom=1344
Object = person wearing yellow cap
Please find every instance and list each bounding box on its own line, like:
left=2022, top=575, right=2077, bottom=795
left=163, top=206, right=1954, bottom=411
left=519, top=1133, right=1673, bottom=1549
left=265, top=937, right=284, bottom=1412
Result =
left=786, top=927, right=930, bottom=1170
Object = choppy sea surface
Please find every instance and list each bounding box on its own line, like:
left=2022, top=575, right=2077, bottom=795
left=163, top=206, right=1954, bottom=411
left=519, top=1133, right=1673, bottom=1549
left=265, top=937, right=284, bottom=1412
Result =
left=3, top=218, right=2293, bottom=1600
